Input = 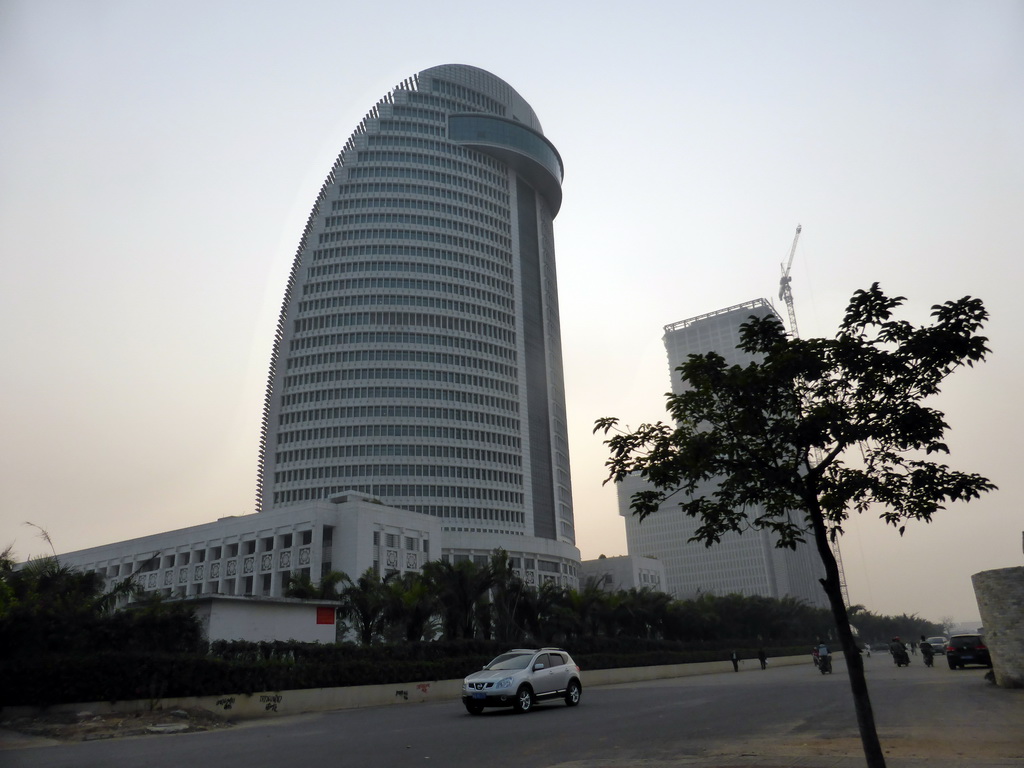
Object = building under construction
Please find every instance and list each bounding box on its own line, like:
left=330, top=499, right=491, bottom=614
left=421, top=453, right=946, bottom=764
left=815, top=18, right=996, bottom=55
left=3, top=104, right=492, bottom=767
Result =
left=619, top=298, right=829, bottom=609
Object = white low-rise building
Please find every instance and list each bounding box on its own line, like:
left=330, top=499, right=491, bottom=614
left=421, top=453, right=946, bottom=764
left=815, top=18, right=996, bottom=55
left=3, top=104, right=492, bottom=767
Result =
left=50, top=491, right=440, bottom=602
left=191, top=595, right=340, bottom=644
left=32, top=490, right=582, bottom=642
left=579, top=554, right=666, bottom=593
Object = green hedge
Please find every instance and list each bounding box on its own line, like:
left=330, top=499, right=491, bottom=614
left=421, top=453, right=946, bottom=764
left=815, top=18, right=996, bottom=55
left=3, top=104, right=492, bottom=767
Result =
left=0, top=603, right=205, bottom=659
left=0, top=651, right=486, bottom=707
left=0, top=640, right=814, bottom=708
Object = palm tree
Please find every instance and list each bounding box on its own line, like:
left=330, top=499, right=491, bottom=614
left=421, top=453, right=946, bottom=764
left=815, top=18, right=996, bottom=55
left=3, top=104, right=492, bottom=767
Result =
left=2, top=555, right=118, bottom=655
left=8, top=555, right=107, bottom=614
left=383, top=572, right=438, bottom=642
left=567, top=579, right=610, bottom=640
left=611, top=588, right=670, bottom=639
left=92, top=573, right=144, bottom=614
left=7, top=524, right=141, bottom=615
left=422, top=559, right=494, bottom=640
left=488, top=550, right=532, bottom=644
left=595, top=588, right=625, bottom=637
left=689, top=593, right=724, bottom=641
left=532, top=580, right=571, bottom=644
left=285, top=570, right=349, bottom=600
left=339, top=568, right=389, bottom=645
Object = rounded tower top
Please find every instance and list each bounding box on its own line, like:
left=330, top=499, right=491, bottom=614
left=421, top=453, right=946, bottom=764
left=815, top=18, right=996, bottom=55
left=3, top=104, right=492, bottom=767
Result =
left=418, top=64, right=546, bottom=132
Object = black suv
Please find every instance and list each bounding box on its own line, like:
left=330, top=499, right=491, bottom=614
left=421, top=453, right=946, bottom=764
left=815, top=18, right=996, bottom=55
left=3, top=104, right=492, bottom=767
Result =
left=946, top=634, right=991, bottom=669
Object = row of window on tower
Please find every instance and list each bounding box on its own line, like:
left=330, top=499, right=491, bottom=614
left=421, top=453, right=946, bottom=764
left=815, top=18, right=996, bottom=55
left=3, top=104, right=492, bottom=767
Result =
left=308, top=244, right=516, bottom=282
left=284, top=347, right=517, bottom=379
left=274, top=422, right=522, bottom=449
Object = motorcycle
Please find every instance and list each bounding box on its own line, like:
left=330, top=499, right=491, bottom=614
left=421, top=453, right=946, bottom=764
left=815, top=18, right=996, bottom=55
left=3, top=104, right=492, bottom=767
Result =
left=891, top=647, right=910, bottom=667
left=819, top=654, right=833, bottom=674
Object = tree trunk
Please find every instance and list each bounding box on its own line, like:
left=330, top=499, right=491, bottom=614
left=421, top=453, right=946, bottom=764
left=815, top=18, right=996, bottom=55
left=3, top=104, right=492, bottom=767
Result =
left=808, top=502, right=887, bottom=768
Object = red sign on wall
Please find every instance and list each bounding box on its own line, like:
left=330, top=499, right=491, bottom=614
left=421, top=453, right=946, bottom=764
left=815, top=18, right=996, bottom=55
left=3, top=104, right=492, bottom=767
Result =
left=316, top=606, right=335, bottom=625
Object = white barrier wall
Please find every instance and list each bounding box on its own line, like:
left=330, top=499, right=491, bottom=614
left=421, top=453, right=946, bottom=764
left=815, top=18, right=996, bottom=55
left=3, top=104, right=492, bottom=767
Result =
left=2, top=655, right=811, bottom=722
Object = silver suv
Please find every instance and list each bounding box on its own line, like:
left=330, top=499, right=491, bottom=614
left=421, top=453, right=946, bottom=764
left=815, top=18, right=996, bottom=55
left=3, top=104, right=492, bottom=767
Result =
left=462, top=648, right=582, bottom=714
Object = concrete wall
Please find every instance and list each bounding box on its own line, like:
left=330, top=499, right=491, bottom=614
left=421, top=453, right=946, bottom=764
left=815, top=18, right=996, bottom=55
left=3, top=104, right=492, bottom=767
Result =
left=972, top=566, right=1024, bottom=688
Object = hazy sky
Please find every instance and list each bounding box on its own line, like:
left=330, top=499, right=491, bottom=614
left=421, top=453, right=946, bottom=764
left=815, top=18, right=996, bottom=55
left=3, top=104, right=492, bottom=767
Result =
left=2, top=1, right=1021, bottom=626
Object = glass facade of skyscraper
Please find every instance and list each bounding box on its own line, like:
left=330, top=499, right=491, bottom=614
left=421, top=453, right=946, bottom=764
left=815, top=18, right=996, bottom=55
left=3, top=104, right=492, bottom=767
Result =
left=258, top=65, right=578, bottom=581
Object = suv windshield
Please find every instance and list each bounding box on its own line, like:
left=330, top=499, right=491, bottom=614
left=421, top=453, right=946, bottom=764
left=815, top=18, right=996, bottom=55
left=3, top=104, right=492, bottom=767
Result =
left=486, top=653, right=533, bottom=671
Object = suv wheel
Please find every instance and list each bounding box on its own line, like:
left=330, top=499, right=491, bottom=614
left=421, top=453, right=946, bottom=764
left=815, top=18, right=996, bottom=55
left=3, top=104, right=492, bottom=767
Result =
left=565, top=679, right=582, bottom=707
left=514, top=685, right=534, bottom=713
left=464, top=700, right=484, bottom=715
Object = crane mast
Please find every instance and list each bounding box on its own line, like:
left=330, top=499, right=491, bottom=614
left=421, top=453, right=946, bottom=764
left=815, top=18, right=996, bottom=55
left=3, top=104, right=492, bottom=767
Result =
left=778, top=224, right=802, bottom=337
left=776, top=223, right=850, bottom=606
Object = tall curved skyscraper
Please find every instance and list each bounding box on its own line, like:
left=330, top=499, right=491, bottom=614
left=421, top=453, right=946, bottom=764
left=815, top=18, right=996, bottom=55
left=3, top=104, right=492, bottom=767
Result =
left=259, top=65, right=579, bottom=583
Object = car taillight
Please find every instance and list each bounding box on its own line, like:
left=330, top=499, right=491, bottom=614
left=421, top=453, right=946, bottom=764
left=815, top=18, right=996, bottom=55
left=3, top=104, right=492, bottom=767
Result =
left=977, top=642, right=987, bottom=650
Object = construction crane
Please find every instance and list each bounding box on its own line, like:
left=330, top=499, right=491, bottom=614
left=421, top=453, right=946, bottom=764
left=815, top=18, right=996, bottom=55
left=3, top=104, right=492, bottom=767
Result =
left=776, top=224, right=851, bottom=605
left=778, top=224, right=802, bottom=337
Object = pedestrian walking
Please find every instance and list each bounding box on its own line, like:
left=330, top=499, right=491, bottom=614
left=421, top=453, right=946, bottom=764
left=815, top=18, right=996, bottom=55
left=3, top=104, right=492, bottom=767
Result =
left=731, top=651, right=739, bottom=672
left=758, top=648, right=767, bottom=670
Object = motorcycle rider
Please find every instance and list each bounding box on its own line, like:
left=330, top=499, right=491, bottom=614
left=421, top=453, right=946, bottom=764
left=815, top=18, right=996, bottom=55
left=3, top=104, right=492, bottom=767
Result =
left=919, top=635, right=935, bottom=667
left=889, top=636, right=910, bottom=666
left=817, top=641, right=832, bottom=673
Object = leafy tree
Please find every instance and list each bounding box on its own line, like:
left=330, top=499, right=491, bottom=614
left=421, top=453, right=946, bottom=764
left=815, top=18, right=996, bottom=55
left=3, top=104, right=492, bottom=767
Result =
left=596, top=284, right=994, bottom=768
left=0, top=546, right=17, bottom=619
left=769, top=594, right=832, bottom=642
left=844, top=604, right=943, bottom=646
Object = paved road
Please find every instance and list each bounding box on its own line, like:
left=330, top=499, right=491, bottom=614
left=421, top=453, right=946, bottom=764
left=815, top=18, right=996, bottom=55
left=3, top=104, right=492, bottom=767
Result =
left=4, top=653, right=1022, bottom=768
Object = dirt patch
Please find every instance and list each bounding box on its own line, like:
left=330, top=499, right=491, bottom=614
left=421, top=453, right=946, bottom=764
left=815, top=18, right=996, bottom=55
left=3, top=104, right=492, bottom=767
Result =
left=1, top=707, right=233, bottom=742
left=708, top=731, right=1024, bottom=761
